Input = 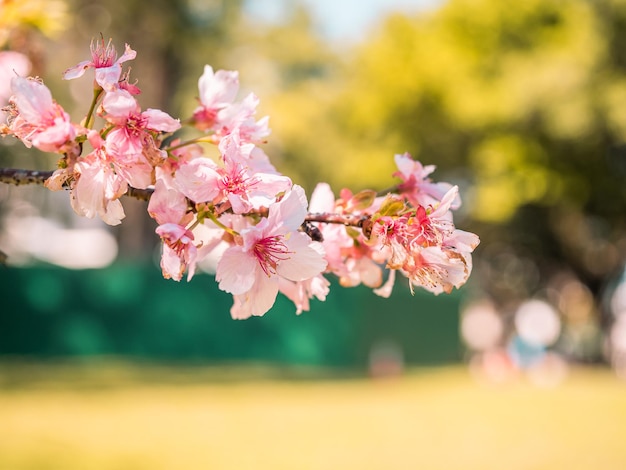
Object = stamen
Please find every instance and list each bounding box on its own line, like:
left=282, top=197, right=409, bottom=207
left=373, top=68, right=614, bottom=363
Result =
left=253, top=235, right=291, bottom=276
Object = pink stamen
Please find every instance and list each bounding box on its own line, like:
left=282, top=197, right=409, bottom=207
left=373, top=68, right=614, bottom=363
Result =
left=125, top=113, right=147, bottom=136
left=253, top=235, right=291, bottom=276
left=221, top=165, right=256, bottom=195
left=90, top=37, right=118, bottom=68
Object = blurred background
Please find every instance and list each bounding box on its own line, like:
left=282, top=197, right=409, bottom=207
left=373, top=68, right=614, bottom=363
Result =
left=2, top=0, right=626, bottom=468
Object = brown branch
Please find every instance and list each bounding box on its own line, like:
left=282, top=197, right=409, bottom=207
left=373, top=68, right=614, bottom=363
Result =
left=126, top=186, right=153, bottom=202
left=304, top=212, right=369, bottom=227
left=0, top=167, right=155, bottom=201
left=0, top=168, right=371, bottom=236
left=0, top=168, right=54, bottom=185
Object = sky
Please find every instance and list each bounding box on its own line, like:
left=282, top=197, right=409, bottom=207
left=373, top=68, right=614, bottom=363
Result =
left=244, top=0, right=440, bottom=42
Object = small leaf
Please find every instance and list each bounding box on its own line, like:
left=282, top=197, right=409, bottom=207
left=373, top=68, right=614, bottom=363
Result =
left=378, top=196, right=405, bottom=217
left=347, top=189, right=377, bottom=211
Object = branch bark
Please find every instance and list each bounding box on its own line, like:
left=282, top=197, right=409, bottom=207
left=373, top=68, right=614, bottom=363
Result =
left=0, top=168, right=53, bottom=186
left=0, top=167, right=370, bottom=230
left=0, top=168, right=154, bottom=201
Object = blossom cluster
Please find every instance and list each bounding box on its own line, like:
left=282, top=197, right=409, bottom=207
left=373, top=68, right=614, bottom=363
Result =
left=1, top=38, right=479, bottom=319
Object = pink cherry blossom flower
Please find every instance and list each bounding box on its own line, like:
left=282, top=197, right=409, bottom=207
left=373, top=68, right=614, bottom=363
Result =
left=363, top=184, right=479, bottom=296
left=101, top=89, right=180, bottom=188
left=5, top=76, right=78, bottom=153
left=216, top=185, right=327, bottom=318
left=156, top=223, right=198, bottom=282
left=192, top=65, right=270, bottom=143
left=70, top=131, right=128, bottom=225
left=63, top=37, right=137, bottom=91
left=173, top=133, right=290, bottom=211
left=217, top=129, right=280, bottom=174
left=192, top=65, right=239, bottom=131
left=401, top=185, right=458, bottom=249
left=217, top=133, right=291, bottom=213
left=214, top=93, right=270, bottom=143
left=394, top=152, right=461, bottom=209
left=149, top=180, right=197, bottom=281
left=403, top=245, right=473, bottom=295
left=219, top=158, right=290, bottom=214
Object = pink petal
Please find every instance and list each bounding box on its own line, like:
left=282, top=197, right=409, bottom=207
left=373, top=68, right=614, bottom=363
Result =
left=373, top=269, right=396, bottom=298
left=230, top=273, right=279, bottom=318
left=117, top=44, right=137, bottom=64
left=309, top=182, right=336, bottom=213
left=357, top=257, right=383, bottom=288
left=10, top=77, right=54, bottom=124
left=160, top=244, right=184, bottom=281
left=198, top=65, right=239, bottom=109
left=100, top=199, right=125, bottom=226
left=143, top=108, right=181, bottom=133
left=267, top=185, right=308, bottom=232
left=62, top=61, right=92, bottom=80
left=148, top=180, right=188, bottom=225
left=174, top=158, right=221, bottom=203
left=251, top=173, right=292, bottom=199
left=95, top=64, right=123, bottom=91
left=30, top=117, right=75, bottom=153
left=248, top=147, right=278, bottom=174
left=102, top=89, right=138, bottom=118
left=216, top=247, right=257, bottom=295
left=276, top=233, right=327, bottom=282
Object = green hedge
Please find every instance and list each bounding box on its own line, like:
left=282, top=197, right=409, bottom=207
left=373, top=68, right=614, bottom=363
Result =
left=0, top=264, right=464, bottom=367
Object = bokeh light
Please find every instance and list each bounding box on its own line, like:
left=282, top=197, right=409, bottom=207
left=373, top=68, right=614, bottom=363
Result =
left=514, top=299, right=561, bottom=348
left=460, top=300, right=503, bottom=351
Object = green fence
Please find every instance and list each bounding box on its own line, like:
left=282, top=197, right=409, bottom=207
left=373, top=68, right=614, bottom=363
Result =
left=0, top=263, right=464, bottom=368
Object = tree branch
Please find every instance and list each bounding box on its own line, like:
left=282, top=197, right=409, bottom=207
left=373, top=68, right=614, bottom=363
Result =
left=304, top=212, right=369, bottom=227
left=0, top=168, right=54, bottom=186
left=0, top=168, right=155, bottom=201
left=0, top=168, right=370, bottom=233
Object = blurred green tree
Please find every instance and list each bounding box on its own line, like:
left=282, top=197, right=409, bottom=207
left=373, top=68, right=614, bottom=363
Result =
left=261, top=0, right=626, bottom=313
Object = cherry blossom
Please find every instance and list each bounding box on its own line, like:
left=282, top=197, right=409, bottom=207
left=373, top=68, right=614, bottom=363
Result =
left=217, top=132, right=291, bottom=213
left=1, top=37, right=480, bottom=319
left=149, top=180, right=197, bottom=281
left=216, top=185, right=327, bottom=318
left=101, top=89, right=180, bottom=188
left=192, top=65, right=239, bottom=131
left=70, top=131, right=128, bottom=226
left=63, top=37, right=137, bottom=91
left=4, top=76, right=78, bottom=153
left=156, top=223, right=198, bottom=282
left=394, top=152, right=461, bottom=209
left=192, top=65, right=270, bottom=143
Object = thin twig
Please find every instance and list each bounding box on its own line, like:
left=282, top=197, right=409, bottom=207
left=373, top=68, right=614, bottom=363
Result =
left=304, top=212, right=369, bottom=227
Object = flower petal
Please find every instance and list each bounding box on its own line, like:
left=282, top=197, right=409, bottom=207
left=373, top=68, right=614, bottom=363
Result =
left=276, top=233, right=327, bottom=281
left=216, top=247, right=257, bottom=295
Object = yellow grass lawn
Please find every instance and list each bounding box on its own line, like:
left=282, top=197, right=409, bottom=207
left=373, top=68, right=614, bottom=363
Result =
left=0, top=363, right=625, bottom=470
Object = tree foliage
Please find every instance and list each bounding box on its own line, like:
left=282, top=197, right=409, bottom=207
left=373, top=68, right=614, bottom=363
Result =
left=260, top=0, right=626, bottom=307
